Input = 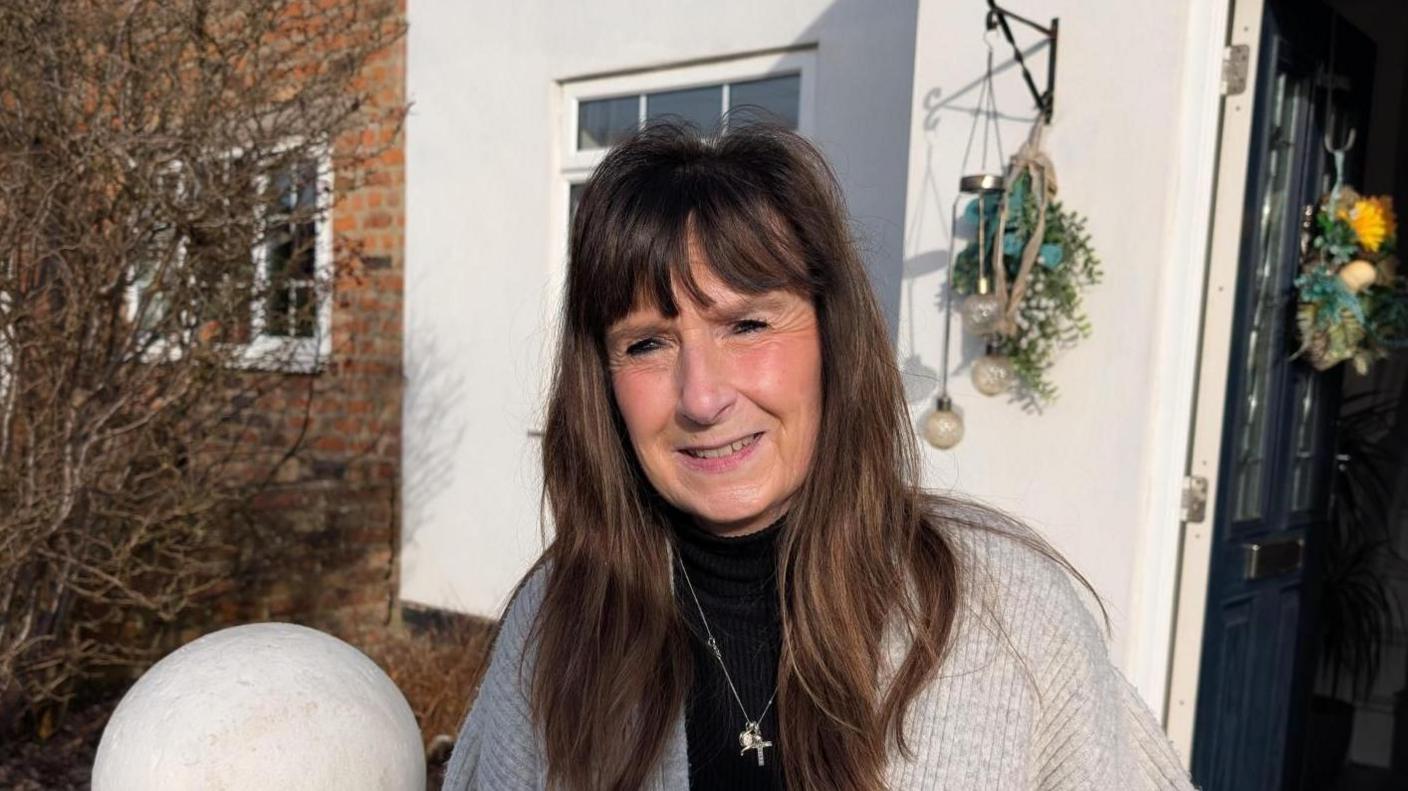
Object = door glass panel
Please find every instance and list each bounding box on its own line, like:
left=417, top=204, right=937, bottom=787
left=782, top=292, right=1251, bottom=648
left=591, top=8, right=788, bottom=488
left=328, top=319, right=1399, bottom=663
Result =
left=1287, top=369, right=1321, bottom=512
left=1232, top=71, right=1308, bottom=521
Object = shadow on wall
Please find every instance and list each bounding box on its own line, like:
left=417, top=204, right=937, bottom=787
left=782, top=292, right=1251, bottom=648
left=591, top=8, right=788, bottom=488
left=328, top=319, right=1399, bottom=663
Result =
left=898, top=38, right=1046, bottom=413
left=401, top=321, right=468, bottom=559
left=773, top=0, right=922, bottom=344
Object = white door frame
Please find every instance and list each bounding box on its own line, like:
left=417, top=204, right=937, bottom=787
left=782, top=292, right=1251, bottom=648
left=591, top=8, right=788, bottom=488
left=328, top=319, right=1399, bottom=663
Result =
left=1163, top=0, right=1269, bottom=763
left=1123, top=0, right=1235, bottom=728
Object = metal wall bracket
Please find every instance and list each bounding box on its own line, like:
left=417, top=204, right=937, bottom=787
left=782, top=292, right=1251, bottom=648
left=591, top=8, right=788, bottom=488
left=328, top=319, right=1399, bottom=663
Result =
left=985, top=0, right=1059, bottom=123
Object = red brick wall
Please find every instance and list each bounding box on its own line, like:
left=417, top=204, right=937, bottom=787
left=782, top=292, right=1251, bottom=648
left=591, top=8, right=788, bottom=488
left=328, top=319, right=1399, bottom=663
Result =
left=186, top=3, right=407, bottom=648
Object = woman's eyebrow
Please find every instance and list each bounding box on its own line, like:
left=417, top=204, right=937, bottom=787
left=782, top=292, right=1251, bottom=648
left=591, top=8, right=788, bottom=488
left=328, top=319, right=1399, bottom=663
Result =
left=706, top=293, right=789, bottom=320
left=606, top=317, right=670, bottom=346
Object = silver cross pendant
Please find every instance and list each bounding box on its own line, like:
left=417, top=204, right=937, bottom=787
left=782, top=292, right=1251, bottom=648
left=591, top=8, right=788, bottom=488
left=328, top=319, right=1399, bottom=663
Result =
left=738, top=721, right=774, bottom=767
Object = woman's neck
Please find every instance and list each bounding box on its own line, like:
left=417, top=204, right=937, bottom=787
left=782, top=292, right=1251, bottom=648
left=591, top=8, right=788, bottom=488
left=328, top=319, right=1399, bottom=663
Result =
left=672, top=515, right=783, bottom=600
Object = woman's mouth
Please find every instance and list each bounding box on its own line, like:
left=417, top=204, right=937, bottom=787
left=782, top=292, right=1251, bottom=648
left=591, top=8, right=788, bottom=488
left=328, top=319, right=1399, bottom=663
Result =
left=682, top=432, right=762, bottom=459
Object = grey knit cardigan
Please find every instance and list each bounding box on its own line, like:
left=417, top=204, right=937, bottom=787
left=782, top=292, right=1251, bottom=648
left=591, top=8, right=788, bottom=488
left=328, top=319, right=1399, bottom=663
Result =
left=444, top=526, right=1196, bottom=790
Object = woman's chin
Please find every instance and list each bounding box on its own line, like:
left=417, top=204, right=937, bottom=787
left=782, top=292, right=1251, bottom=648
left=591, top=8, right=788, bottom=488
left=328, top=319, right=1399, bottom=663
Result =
left=687, top=505, right=783, bottom=537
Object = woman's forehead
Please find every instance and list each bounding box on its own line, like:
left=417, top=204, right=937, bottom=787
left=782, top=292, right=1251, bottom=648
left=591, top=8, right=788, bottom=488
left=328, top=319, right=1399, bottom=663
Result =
left=617, top=286, right=796, bottom=326
left=623, top=259, right=801, bottom=315
left=583, top=204, right=815, bottom=337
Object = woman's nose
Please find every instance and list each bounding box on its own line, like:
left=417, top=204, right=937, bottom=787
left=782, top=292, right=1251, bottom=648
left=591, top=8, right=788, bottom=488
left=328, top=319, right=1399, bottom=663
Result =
left=676, top=339, right=736, bottom=427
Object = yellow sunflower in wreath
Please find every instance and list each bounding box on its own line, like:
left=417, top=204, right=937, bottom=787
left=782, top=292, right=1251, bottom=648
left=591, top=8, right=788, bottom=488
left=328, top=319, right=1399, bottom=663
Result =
left=1339, top=195, right=1397, bottom=253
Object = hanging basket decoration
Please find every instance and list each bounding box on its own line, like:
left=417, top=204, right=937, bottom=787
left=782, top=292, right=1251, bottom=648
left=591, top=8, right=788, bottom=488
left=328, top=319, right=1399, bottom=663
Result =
left=952, top=125, right=1102, bottom=405
left=1294, top=187, right=1403, bottom=374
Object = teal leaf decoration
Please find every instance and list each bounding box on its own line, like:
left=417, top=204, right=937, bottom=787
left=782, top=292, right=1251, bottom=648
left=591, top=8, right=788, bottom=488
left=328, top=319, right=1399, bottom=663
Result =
left=1296, top=269, right=1366, bottom=328
left=962, top=197, right=982, bottom=225
left=1039, top=243, right=1064, bottom=268
left=1003, top=232, right=1024, bottom=257
left=963, top=193, right=1002, bottom=226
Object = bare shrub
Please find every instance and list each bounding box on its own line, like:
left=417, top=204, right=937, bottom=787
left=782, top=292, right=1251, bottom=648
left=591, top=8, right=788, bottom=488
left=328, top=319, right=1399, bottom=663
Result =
left=364, top=615, right=497, bottom=753
left=0, top=0, right=405, bottom=737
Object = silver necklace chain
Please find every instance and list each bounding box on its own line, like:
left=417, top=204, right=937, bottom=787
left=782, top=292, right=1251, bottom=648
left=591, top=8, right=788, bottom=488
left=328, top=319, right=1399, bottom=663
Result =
left=675, top=553, right=778, bottom=767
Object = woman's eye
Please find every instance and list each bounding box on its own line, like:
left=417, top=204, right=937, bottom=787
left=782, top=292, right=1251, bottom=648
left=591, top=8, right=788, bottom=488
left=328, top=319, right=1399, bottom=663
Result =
left=625, top=338, right=661, bottom=356
left=733, top=319, right=769, bottom=335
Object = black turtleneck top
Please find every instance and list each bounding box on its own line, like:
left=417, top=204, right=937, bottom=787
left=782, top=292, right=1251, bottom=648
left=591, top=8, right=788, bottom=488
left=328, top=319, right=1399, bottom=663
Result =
left=672, top=517, right=786, bottom=790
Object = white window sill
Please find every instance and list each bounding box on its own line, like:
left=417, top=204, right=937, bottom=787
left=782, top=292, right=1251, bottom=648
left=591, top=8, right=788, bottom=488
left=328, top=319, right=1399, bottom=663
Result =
left=133, top=335, right=330, bottom=375
left=228, top=336, right=331, bottom=374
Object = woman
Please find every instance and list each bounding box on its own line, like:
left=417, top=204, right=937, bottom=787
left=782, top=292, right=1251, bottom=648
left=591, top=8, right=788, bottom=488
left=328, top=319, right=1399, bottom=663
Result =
left=444, top=122, right=1193, bottom=790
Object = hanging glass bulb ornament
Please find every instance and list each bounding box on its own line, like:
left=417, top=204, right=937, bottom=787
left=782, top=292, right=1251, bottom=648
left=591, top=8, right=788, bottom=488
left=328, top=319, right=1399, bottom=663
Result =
left=925, top=175, right=1003, bottom=451
left=972, top=342, right=1016, bottom=396
left=918, top=41, right=1010, bottom=452
left=956, top=173, right=1007, bottom=338
left=961, top=277, right=1004, bottom=336
left=923, top=396, right=964, bottom=450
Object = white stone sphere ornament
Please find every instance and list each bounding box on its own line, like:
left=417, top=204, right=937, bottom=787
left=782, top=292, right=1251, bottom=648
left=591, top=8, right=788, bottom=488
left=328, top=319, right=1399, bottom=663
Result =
left=923, top=395, right=964, bottom=450
left=92, top=623, right=424, bottom=791
left=971, top=344, right=1017, bottom=397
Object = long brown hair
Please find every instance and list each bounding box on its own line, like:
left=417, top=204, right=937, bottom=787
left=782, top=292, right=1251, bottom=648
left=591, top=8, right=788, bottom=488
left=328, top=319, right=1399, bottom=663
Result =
left=530, top=121, right=1072, bottom=790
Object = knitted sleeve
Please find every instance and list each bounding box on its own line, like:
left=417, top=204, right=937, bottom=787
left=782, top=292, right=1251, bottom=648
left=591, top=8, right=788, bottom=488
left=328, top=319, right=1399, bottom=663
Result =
left=1030, top=568, right=1194, bottom=790
left=442, top=567, right=548, bottom=791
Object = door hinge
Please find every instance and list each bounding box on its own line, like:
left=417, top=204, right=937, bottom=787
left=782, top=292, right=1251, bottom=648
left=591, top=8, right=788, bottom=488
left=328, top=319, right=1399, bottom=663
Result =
left=1221, top=44, right=1250, bottom=96
left=1181, top=475, right=1209, bottom=523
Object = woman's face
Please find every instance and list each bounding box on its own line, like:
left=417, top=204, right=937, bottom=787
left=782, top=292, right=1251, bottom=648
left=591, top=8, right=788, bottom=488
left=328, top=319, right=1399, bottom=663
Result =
left=606, top=263, right=823, bottom=537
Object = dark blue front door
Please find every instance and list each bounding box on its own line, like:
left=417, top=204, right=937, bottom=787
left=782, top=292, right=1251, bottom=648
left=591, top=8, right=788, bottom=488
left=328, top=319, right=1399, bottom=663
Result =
left=1190, top=2, right=1373, bottom=788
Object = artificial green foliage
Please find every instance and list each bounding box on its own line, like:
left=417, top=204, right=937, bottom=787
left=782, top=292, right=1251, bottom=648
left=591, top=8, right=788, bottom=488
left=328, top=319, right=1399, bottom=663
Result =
left=1316, top=211, right=1360, bottom=265
left=952, top=172, right=1102, bottom=406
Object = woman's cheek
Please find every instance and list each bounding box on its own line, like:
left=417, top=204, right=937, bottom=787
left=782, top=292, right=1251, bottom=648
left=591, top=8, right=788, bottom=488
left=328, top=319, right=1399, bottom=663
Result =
left=737, top=333, right=820, bottom=393
left=612, top=365, right=672, bottom=433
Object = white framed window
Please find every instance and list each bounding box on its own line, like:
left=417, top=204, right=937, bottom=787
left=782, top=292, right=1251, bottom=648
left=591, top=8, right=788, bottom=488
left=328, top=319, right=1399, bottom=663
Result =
left=553, top=48, right=817, bottom=261
left=125, top=146, right=334, bottom=373
left=535, top=49, right=817, bottom=424
left=246, top=151, right=335, bottom=371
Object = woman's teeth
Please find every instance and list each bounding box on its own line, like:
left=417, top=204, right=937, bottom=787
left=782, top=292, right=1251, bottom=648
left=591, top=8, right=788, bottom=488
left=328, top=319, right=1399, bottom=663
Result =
left=685, top=433, right=759, bottom=459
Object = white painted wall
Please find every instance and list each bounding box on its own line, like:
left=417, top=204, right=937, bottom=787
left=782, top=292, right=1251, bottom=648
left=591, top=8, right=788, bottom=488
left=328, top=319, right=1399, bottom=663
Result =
left=403, top=0, right=920, bottom=616
left=900, top=0, right=1216, bottom=719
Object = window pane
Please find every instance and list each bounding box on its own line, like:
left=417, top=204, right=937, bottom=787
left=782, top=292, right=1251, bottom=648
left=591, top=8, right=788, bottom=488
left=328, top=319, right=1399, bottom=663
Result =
left=265, top=159, right=320, bottom=338
left=293, top=284, right=316, bottom=338
left=579, top=96, right=639, bottom=150
left=130, top=257, right=170, bottom=333
left=728, top=75, right=800, bottom=129
left=646, top=85, right=722, bottom=132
